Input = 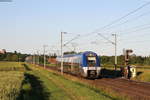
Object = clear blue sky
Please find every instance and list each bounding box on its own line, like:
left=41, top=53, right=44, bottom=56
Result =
left=0, top=0, right=150, bottom=56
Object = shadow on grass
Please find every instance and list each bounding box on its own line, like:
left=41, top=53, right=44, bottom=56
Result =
left=101, top=68, right=122, bottom=78
left=137, top=71, right=143, bottom=76
left=17, top=73, right=51, bottom=100
left=22, top=64, right=32, bottom=71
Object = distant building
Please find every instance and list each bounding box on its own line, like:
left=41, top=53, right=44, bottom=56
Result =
left=25, top=56, right=33, bottom=63
left=48, top=58, right=57, bottom=64
left=0, top=49, right=6, bottom=54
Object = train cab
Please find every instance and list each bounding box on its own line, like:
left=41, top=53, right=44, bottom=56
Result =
left=81, top=51, right=101, bottom=78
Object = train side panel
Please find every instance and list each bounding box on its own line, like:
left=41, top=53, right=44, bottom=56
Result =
left=56, top=51, right=101, bottom=78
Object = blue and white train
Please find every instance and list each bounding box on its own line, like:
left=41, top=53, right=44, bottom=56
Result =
left=56, top=51, right=101, bottom=78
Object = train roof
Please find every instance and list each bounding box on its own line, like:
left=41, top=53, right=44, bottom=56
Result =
left=57, top=51, right=98, bottom=58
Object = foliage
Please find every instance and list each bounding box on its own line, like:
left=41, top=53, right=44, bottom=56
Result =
left=0, top=71, right=24, bottom=100
left=101, top=55, right=150, bottom=66
left=0, top=51, right=29, bottom=62
left=64, top=51, right=77, bottom=55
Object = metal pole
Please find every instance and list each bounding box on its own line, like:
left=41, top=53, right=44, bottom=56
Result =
left=32, top=55, right=34, bottom=64
left=33, top=53, right=35, bottom=65
left=61, top=32, right=63, bottom=74
left=37, top=51, right=40, bottom=65
left=112, top=34, right=117, bottom=70
left=114, top=34, right=117, bottom=70
left=43, top=45, right=46, bottom=69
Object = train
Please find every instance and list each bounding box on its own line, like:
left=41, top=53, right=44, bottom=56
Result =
left=56, top=51, right=101, bottom=78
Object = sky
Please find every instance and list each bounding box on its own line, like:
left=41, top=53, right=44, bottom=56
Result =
left=0, top=0, right=150, bottom=56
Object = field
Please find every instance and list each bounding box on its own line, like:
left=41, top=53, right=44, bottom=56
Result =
left=3, top=62, right=150, bottom=100
left=133, top=66, right=150, bottom=82
left=0, top=62, right=125, bottom=100
left=0, top=62, right=25, bottom=71
left=102, top=64, right=150, bottom=82
left=0, top=62, right=24, bottom=100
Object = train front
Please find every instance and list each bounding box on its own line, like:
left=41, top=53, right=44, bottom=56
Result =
left=82, top=51, right=101, bottom=78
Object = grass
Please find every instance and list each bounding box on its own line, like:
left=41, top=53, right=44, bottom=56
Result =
left=24, top=64, right=127, bottom=100
left=0, top=61, right=25, bottom=71
left=0, top=62, right=128, bottom=100
left=46, top=63, right=57, bottom=67
left=0, top=62, right=25, bottom=100
left=133, top=67, right=150, bottom=82
left=0, top=71, right=24, bottom=100
left=102, top=64, right=150, bottom=82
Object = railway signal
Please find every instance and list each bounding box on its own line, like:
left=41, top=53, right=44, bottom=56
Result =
left=124, top=49, right=133, bottom=66
left=123, top=49, right=133, bottom=79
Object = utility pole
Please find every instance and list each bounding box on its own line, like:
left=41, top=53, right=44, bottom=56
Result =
left=37, top=50, right=40, bottom=65
left=43, top=45, right=48, bottom=69
left=33, top=53, right=36, bottom=65
left=61, top=32, right=64, bottom=75
left=97, top=33, right=117, bottom=70
left=112, top=34, right=117, bottom=70
left=60, top=32, right=68, bottom=74
left=32, top=55, right=33, bottom=64
left=60, top=32, right=79, bottom=74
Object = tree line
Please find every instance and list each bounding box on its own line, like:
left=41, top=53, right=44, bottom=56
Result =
left=0, top=51, right=29, bottom=62
left=101, top=55, right=150, bottom=66
left=0, top=51, right=150, bottom=66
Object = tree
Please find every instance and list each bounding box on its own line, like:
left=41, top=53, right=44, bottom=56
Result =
left=64, top=51, right=77, bottom=55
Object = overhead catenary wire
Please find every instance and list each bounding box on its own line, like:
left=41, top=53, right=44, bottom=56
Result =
left=101, top=10, right=150, bottom=32
left=93, top=1, right=150, bottom=32
left=110, top=22, right=150, bottom=34
left=79, top=1, right=150, bottom=38
left=119, top=25, right=150, bottom=35
left=97, top=33, right=115, bottom=45
left=63, top=34, right=80, bottom=46
left=54, top=1, right=150, bottom=56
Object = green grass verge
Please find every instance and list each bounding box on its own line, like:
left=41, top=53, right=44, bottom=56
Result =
left=46, top=63, right=57, bottom=67
left=23, top=64, right=126, bottom=100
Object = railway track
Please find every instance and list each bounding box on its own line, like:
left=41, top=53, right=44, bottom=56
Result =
left=91, top=78, right=150, bottom=100
left=37, top=65, right=150, bottom=100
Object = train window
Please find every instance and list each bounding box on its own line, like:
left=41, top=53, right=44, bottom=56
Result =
left=87, top=56, right=96, bottom=66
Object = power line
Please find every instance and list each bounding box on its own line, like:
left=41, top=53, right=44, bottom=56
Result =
left=120, top=25, right=150, bottom=35
left=95, top=1, right=150, bottom=31
left=64, top=34, right=80, bottom=46
left=113, top=22, right=150, bottom=33
left=101, top=11, right=150, bottom=32
left=80, top=1, right=150, bottom=38
left=121, top=39, right=150, bottom=43
left=97, top=33, right=115, bottom=45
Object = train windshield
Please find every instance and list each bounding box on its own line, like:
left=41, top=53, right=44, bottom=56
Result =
left=87, top=56, right=96, bottom=66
